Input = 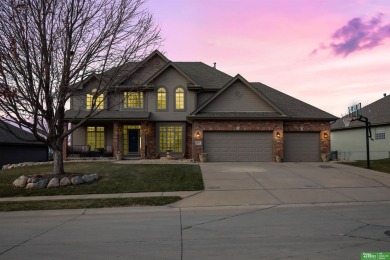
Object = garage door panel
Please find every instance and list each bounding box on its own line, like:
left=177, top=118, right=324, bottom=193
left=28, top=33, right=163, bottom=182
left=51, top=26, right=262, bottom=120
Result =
left=204, top=132, right=273, bottom=162
left=284, top=132, right=320, bottom=162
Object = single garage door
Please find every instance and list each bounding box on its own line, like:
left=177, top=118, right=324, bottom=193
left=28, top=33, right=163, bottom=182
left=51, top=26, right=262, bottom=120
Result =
left=283, top=132, right=320, bottom=162
left=203, top=131, right=273, bottom=162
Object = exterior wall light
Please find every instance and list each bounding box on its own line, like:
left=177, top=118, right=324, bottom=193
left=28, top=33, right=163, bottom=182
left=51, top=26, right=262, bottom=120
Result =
left=195, top=131, right=201, bottom=139
left=323, top=132, right=329, bottom=139
left=276, top=131, right=281, bottom=139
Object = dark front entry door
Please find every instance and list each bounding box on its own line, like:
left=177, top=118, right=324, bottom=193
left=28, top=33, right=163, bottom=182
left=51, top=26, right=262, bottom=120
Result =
left=128, top=130, right=139, bottom=154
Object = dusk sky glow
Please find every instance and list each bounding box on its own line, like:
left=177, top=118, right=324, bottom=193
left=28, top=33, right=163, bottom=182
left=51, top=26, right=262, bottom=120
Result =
left=146, top=0, right=390, bottom=117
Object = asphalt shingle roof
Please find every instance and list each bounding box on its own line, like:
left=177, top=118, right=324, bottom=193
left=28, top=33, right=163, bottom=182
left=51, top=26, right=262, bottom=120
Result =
left=252, top=82, right=337, bottom=120
left=331, top=94, right=390, bottom=130
left=174, top=62, right=232, bottom=89
left=64, top=110, right=150, bottom=120
left=0, top=120, right=44, bottom=145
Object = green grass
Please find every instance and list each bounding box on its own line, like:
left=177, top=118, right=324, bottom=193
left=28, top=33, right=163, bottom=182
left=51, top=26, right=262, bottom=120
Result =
left=0, top=162, right=204, bottom=197
left=0, top=197, right=181, bottom=212
left=340, top=158, right=390, bottom=174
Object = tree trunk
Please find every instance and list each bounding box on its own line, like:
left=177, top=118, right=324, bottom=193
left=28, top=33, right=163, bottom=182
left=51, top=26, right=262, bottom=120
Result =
left=53, top=149, right=65, bottom=174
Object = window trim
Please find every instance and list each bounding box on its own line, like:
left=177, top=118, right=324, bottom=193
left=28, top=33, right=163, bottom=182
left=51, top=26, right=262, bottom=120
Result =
left=375, top=127, right=386, bottom=140
left=86, top=88, right=104, bottom=110
left=174, top=87, right=186, bottom=111
left=123, top=91, right=144, bottom=109
left=86, top=126, right=105, bottom=151
left=157, top=122, right=185, bottom=155
left=156, top=87, right=168, bottom=111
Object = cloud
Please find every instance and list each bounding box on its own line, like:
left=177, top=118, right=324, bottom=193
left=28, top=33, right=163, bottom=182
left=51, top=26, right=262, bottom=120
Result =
left=311, top=14, right=390, bottom=57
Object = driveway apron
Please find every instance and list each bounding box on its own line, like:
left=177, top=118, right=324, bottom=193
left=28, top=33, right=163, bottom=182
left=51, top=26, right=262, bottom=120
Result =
left=172, top=162, right=390, bottom=208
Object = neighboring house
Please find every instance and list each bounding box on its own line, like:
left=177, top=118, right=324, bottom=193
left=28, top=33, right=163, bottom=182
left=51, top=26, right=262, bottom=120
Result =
left=0, top=120, right=48, bottom=168
left=64, top=50, right=337, bottom=162
left=331, top=95, right=390, bottom=160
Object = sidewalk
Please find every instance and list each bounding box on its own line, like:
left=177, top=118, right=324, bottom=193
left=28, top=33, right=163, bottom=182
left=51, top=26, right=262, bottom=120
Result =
left=0, top=191, right=200, bottom=202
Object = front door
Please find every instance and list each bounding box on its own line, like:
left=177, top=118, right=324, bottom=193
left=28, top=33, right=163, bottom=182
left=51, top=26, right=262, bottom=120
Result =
left=128, top=130, right=139, bottom=154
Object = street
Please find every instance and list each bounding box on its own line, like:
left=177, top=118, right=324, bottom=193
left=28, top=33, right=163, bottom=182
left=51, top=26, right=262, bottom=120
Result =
left=1, top=202, right=389, bottom=259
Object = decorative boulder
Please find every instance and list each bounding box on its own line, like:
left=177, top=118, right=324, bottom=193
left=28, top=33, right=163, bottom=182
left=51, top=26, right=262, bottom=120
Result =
left=47, top=178, right=60, bottom=188
left=26, top=183, right=38, bottom=189
left=13, top=175, right=28, bottom=188
left=71, top=176, right=84, bottom=185
left=60, top=177, right=71, bottom=187
left=82, top=174, right=95, bottom=183
left=37, top=179, right=48, bottom=188
left=90, top=174, right=99, bottom=180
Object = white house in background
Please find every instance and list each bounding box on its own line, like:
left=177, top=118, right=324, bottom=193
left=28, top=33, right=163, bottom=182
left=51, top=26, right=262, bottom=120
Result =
left=331, top=94, right=390, bottom=160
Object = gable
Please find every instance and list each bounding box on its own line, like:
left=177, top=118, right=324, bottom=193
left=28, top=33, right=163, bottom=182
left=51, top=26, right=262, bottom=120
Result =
left=122, top=53, right=168, bottom=86
left=201, top=80, right=277, bottom=113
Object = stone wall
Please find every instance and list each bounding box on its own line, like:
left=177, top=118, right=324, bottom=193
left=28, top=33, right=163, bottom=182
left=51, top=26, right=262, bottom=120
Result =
left=141, top=121, right=157, bottom=159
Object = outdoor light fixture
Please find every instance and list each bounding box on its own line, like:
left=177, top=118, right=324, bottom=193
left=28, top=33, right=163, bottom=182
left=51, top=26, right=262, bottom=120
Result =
left=195, top=131, right=201, bottom=139
left=276, top=132, right=281, bottom=139
left=323, top=132, right=329, bottom=139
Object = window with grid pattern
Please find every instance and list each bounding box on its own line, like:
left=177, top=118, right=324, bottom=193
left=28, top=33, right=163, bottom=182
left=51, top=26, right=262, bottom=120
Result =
left=159, top=126, right=183, bottom=152
left=86, top=91, right=104, bottom=110
left=157, top=88, right=166, bottom=110
left=175, top=87, right=185, bottom=110
left=375, top=127, right=385, bottom=140
left=124, top=92, right=143, bottom=108
left=87, top=126, right=105, bottom=150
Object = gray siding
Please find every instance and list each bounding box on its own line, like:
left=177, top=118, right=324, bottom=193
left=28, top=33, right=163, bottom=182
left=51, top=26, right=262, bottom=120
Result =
left=202, top=81, right=276, bottom=112
left=149, top=67, right=196, bottom=121
left=197, top=92, right=215, bottom=107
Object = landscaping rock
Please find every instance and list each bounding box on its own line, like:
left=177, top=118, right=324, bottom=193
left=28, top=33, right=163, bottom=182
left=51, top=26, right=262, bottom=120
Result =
left=37, top=179, right=48, bottom=188
left=82, top=174, right=94, bottom=183
left=71, top=176, right=84, bottom=185
left=13, top=175, right=28, bottom=188
left=91, top=173, right=99, bottom=180
left=26, top=183, right=38, bottom=189
left=60, top=177, right=71, bottom=186
left=47, top=178, right=60, bottom=188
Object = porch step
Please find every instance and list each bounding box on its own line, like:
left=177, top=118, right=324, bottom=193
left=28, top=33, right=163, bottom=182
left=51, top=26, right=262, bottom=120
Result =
left=122, top=156, right=141, bottom=160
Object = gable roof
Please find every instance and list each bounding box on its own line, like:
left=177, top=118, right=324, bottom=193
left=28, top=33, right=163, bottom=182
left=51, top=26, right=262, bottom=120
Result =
left=188, top=76, right=337, bottom=121
left=189, top=74, right=286, bottom=119
left=0, top=120, right=46, bottom=146
left=331, top=94, right=390, bottom=130
left=252, top=82, right=337, bottom=120
left=143, top=61, right=198, bottom=86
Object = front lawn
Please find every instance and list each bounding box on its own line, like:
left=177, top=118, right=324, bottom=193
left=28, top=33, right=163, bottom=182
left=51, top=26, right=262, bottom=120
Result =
left=340, top=158, right=390, bottom=174
left=0, top=162, right=204, bottom=197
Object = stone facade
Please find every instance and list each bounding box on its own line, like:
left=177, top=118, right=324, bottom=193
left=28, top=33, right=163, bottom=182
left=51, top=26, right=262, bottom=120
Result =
left=141, top=121, right=157, bottom=159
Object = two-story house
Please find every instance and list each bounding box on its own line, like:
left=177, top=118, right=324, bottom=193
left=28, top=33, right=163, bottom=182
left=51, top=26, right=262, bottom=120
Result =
left=64, top=50, right=337, bottom=162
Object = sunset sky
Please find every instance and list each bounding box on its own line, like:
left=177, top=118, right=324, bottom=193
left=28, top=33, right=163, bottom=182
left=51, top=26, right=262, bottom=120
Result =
left=145, top=0, right=390, bottom=117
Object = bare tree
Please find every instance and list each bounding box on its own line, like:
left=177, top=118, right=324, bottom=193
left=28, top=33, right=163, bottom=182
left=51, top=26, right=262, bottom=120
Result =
left=0, top=0, right=161, bottom=174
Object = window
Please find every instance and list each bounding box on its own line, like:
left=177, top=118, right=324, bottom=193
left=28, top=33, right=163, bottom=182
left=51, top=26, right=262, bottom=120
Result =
left=159, top=126, right=183, bottom=152
left=124, top=91, right=143, bottom=108
left=175, top=87, right=185, bottom=110
left=87, top=126, right=105, bottom=150
left=375, top=127, right=385, bottom=140
left=86, top=89, right=104, bottom=109
left=157, top=88, right=166, bottom=110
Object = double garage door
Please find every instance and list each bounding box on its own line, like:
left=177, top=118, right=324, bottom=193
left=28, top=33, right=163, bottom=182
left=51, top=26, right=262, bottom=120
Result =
left=203, top=131, right=320, bottom=162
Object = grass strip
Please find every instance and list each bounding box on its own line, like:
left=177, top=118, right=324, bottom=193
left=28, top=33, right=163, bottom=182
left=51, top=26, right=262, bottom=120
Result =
left=340, top=158, right=390, bottom=174
left=0, top=196, right=181, bottom=212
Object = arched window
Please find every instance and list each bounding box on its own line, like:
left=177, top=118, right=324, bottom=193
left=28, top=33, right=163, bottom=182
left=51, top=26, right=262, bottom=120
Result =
left=175, top=87, right=185, bottom=110
left=157, top=87, right=166, bottom=110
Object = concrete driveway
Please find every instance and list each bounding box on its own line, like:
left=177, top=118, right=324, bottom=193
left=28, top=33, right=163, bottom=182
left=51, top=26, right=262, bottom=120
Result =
left=173, top=162, right=390, bottom=208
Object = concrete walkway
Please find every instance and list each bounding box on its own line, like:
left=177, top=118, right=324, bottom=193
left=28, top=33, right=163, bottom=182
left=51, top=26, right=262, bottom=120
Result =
left=2, top=162, right=390, bottom=208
